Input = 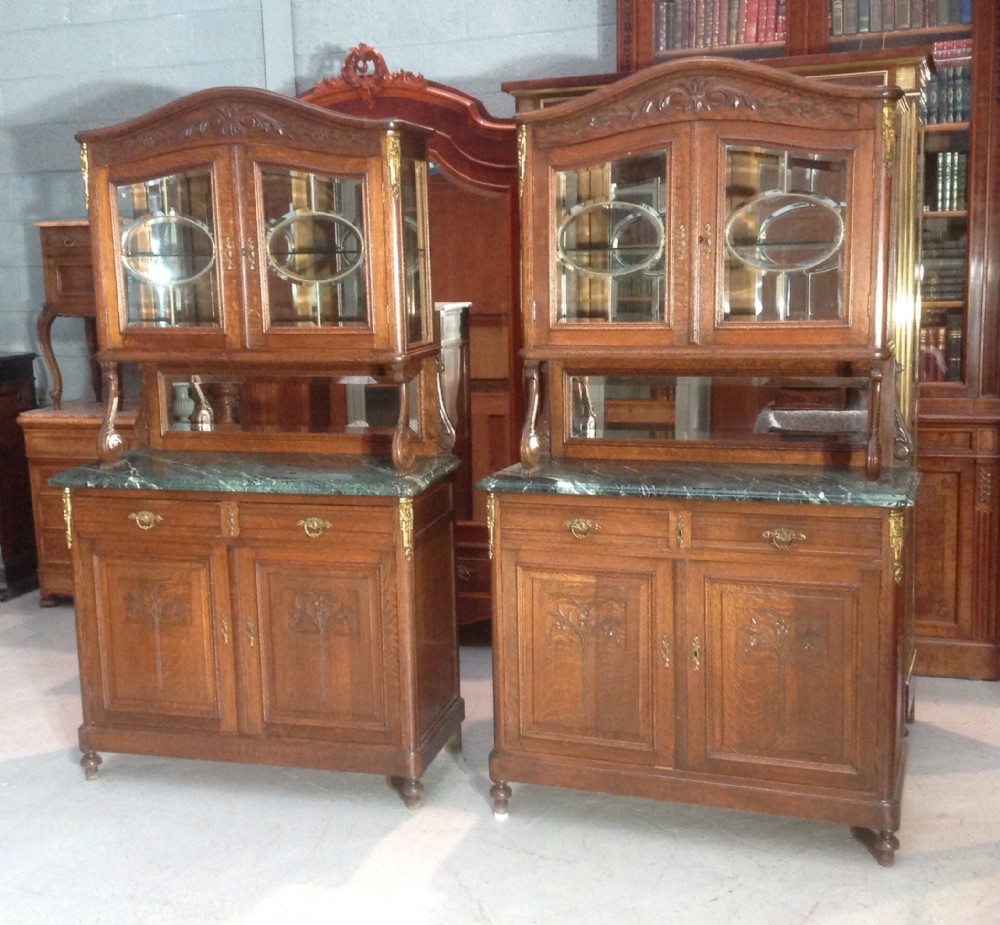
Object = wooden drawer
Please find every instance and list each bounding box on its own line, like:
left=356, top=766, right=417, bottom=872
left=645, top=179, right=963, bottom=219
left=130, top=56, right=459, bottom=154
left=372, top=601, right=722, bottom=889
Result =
left=72, top=493, right=224, bottom=539
left=236, top=498, right=395, bottom=542
left=688, top=508, right=883, bottom=556
left=499, top=495, right=669, bottom=550
left=39, top=222, right=91, bottom=257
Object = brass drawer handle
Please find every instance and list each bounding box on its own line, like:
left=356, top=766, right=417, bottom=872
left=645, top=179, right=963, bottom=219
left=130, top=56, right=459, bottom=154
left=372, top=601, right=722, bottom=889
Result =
left=564, top=518, right=600, bottom=540
left=763, top=527, right=806, bottom=550
left=128, top=511, right=163, bottom=531
left=298, top=517, right=332, bottom=538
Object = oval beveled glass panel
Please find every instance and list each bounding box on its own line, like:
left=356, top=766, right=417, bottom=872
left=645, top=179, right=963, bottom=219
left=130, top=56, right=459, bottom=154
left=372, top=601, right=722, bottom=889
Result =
left=121, top=214, right=216, bottom=287
left=725, top=192, right=843, bottom=272
left=557, top=200, right=664, bottom=278
left=266, top=211, right=365, bottom=285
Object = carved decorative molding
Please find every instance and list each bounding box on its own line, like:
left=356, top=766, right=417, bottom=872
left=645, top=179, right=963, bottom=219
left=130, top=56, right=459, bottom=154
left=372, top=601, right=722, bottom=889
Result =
left=125, top=580, right=189, bottom=690
left=310, top=44, right=426, bottom=111
left=550, top=596, right=625, bottom=648
left=977, top=468, right=994, bottom=509
left=290, top=590, right=353, bottom=635
left=537, top=77, right=857, bottom=145
left=740, top=613, right=823, bottom=662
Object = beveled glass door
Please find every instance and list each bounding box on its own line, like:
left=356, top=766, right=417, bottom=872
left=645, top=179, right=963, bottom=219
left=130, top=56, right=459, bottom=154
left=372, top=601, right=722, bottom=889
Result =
left=114, top=163, right=231, bottom=344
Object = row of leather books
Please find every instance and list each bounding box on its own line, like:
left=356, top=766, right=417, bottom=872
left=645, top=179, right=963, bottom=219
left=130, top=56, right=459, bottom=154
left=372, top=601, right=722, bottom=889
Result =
left=926, top=150, right=968, bottom=212
left=831, top=0, right=972, bottom=34
left=919, top=314, right=962, bottom=382
left=653, top=0, right=786, bottom=49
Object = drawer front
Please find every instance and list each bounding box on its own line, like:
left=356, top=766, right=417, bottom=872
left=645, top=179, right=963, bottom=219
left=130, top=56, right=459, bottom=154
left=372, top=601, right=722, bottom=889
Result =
left=39, top=223, right=91, bottom=258
left=25, top=429, right=131, bottom=460
left=499, top=496, right=670, bottom=550
left=71, top=494, right=224, bottom=539
left=236, top=499, right=395, bottom=543
left=688, top=509, right=883, bottom=557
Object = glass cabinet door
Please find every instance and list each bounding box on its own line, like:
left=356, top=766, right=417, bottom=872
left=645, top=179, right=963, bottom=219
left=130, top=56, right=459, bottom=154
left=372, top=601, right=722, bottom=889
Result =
left=400, top=157, right=432, bottom=347
left=552, top=151, right=669, bottom=327
left=701, top=134, right=874, bottom=348
left=115, top=168, right=221, bottom=330
left=721, top=144, right=848, bottom=324
left=260, top=166, right=370, bottom=332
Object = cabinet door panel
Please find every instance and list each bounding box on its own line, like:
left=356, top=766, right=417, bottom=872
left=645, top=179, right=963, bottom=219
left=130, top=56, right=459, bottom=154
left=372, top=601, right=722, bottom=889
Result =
left=685, top=559, right=879, bottom=790
left=241, top=545, right=397, bottom=743
left=78, top=538, right=236, bottom=732
left=498, top=547, right=673, bottom=766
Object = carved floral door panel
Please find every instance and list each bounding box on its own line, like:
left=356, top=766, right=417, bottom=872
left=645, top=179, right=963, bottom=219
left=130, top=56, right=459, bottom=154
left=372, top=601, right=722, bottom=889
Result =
left=683, top=558, right=880, bottom=791
left=496, top=545, right=674, bottom=768
left=236, top=543, right=399, bottom=744
left=75, top=533, right=237, bottom=734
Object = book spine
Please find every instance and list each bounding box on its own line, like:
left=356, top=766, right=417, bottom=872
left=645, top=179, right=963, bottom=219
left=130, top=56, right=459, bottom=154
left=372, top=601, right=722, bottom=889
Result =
left=728, top=0, right=740, bottom=43
left=895, top=0, right=911, bottom=30
left=945, top=312, right=963, bottom=380
left=859, top=0, right=871, bottom=33
left=831, top=0, right=845, bottom=35
left=882, top=0, right=895, bottom=30
left=843, top=0, right=860, bottom=35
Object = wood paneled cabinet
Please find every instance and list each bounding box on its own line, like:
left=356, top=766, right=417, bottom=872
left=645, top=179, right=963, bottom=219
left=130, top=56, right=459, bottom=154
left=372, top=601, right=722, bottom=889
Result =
left=59, top=85, right=463, bottom=805
left=18, top=401, right=136, bottom=605
left=482, top=57, right=917, bottom=864
left=69, top=482, right=461, bottom=805
left=489, top=492, right=909, bottom=861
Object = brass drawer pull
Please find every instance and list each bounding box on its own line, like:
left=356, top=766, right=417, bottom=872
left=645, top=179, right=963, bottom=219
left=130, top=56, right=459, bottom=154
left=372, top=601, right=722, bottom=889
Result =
left=298, top=517, right=332, bottom=538
left=128, top=511, right=163, bottom=531
left=564, top=518, right=600, bottom=540
left=763, top=527, right=806, bottom=550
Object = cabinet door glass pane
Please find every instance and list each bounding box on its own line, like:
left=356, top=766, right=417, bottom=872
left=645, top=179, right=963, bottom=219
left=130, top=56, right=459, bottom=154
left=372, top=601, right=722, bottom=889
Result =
left=116, top=171, right=218, bottom=327
left=401, top=159, right=430, bottom=345
left=554, top=152, right=666, bottom=324
left=723, top=146, right=847, bottom=324
left=262, top=169, right=369, bottom=329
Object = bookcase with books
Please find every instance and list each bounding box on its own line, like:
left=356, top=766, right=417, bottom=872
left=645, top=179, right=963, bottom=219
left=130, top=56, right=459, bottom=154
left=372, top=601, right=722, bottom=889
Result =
left=613, top=0, right=1000, bottom=679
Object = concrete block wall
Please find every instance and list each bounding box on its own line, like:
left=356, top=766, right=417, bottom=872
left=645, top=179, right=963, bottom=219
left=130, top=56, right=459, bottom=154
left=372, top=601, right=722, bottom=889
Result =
left=1, top=1, right=613, bottom=404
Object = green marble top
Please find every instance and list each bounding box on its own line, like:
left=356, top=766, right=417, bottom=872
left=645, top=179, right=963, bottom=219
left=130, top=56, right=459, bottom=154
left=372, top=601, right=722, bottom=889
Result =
left=50, top=449, right=460, bottom=498
left=478, top=459, right=919, bottom=507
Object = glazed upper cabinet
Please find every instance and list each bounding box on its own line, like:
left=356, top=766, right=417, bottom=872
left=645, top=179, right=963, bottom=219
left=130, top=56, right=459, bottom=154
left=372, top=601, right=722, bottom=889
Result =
left=521, top=61, right=895, bottom=357
left=78, top=88, right=433, bottom=364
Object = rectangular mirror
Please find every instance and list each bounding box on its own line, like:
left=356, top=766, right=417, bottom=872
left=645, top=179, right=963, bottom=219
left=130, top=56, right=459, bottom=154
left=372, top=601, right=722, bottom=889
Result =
left=565, top=373, right=869, bottom=446
left=160, top=372, right=419, bottom=437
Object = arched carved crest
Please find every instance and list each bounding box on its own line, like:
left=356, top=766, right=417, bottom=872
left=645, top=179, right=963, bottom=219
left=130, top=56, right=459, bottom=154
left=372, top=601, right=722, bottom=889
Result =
left=314, top=43, right=426, bottom=110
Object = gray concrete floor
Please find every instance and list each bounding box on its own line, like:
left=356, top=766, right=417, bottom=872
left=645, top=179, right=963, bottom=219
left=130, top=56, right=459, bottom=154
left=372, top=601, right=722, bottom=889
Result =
left=2, top=592, right=998, bottom=924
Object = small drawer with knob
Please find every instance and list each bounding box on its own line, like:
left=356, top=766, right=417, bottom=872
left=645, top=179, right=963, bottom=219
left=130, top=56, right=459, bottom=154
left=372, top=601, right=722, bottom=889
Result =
left=235, top=498, right=394, bottom=543
left=687, top=508, right=883, bottom=557
left=70, top=492, right=224, bottom=540
left=498, top=495, right=670, bottom=551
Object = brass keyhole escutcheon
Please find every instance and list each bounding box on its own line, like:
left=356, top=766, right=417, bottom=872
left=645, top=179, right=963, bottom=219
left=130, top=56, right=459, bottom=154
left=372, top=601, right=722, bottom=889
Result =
left=128, top=511, right=163, bottom=531
left=298, top=517, right=332, bottom=538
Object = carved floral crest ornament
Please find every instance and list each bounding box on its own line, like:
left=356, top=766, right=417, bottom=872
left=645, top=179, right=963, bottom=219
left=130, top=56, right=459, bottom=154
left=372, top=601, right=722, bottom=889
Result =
left=311, top=43, right=426, bottom=110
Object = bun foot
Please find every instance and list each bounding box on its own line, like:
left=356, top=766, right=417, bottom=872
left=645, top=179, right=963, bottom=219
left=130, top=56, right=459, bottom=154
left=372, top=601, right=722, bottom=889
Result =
left=851, top=826, right=899, bottom=866
left=388, top=775, right=423, bottom=809
left=39, top=594, right=66, bottom=608
left=490, top=780, right=511, bottom=816
left=81, top=751, right=102, bottom=780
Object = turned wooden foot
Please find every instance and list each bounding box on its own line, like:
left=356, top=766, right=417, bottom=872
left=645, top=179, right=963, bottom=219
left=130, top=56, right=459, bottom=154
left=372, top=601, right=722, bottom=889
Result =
left=490, top=780, right=511, bottom=815
left=851, top=826, right=899, bottom=866
left=39, top=593, right=65, bottom=608
left=388, top=775, right=423, bottom=809
left=445, top=729, right=463, bottom=754
left=81, top=751, right=102, bottom=781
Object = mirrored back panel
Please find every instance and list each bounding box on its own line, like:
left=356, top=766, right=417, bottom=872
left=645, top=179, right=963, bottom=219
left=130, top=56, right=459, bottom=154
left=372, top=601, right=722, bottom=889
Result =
left=564, top=373, right=869, bottom=447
